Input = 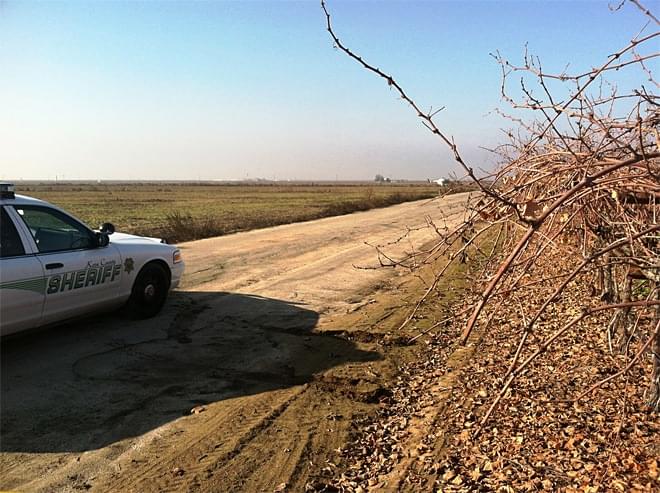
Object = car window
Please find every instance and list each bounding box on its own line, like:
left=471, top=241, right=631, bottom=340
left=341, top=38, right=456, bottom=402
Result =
left=0, top=208, right=26, bottom=258
left=13, top=205, right=95, bottom=253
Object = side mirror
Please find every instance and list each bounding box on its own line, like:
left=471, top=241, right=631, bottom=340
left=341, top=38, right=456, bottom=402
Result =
left=96, top=232, right=110, bottom=248
left=100, top=222, right=115, bottom=235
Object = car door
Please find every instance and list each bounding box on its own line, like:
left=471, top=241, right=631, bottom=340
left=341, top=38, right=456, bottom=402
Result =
left=0, top=207, right=46, bottom=335
left=11, top=204, right=123, bottom=325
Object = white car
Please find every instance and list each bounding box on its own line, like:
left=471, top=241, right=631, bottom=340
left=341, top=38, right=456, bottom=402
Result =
left=0, top=183, right=184, bottom=336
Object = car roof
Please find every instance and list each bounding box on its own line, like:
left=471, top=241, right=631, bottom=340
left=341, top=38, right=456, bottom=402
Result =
left=0, top=194, right=52, bottom=207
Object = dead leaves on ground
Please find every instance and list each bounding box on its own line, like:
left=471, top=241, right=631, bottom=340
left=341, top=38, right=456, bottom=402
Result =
left=308, top=253, right=659, bottom=492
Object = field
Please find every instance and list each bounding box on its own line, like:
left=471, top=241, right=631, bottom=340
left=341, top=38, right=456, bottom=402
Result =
left=17, top=182, right=444, bottom=242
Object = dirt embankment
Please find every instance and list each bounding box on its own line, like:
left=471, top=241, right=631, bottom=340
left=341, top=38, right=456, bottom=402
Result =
left=0, top=193, right=472, bottom=492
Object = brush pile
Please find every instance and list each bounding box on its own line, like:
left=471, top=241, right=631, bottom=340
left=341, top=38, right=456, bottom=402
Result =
left=320, top=0, right=659, bottom=489
left=323, top=0, right=659, bottom=421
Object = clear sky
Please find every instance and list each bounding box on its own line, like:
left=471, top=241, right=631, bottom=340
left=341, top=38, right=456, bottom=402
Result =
left=0, top=0, right=654, bottom=181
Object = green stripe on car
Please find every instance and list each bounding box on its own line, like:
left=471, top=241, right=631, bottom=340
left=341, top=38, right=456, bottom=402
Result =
left=0, top=277, right=47, bottom=294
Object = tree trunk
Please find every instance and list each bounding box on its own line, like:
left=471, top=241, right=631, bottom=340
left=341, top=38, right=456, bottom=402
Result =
left=600, top=252, right=616, bottom=302
left=610, top=271, right=633, bottom=352
left=648, top=282, right=660, bottom=412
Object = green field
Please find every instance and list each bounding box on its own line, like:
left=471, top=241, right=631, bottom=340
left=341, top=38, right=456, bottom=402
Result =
left=17, top=182, right=443, bottom=242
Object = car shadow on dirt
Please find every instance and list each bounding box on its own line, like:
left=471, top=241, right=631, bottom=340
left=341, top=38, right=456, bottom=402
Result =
left=0, top=291, right=380, bottom=453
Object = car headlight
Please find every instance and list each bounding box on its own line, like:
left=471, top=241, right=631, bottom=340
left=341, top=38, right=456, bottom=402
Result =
left=173, top=249, right=182, bottom=264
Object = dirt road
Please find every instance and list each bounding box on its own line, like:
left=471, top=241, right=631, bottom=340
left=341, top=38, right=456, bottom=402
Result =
left=0, top=192, right=471, bottom=492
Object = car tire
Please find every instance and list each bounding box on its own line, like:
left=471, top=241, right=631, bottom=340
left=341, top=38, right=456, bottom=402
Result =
left=127, top=262, right=170, bottom=319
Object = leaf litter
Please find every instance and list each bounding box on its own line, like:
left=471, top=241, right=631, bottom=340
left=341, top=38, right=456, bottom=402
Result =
left=306, top=250, right=660, bottom=492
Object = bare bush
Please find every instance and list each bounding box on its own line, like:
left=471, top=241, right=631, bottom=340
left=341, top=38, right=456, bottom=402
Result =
left=322, top=0, right=659, bottom=421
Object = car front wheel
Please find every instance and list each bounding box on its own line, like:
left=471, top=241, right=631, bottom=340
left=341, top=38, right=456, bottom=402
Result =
left=127, top=262, right=170, bottom=318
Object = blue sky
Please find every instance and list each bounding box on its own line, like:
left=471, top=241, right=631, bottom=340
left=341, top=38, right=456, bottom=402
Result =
left=0, top=0, right=654, bottom=181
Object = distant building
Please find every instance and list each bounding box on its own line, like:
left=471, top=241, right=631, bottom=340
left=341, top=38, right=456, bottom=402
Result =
left=434, top=178, right=447, bottom=186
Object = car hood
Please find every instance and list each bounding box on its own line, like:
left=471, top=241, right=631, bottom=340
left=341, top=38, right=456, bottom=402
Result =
left=110, top=232, right=167, bottom=245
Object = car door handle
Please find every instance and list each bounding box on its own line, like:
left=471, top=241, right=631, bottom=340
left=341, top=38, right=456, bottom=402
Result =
left=45, top=262, right=64, bottom=270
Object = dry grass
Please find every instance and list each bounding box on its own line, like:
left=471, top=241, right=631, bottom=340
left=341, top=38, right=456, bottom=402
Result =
left=18, top=182, right=449, bottom=242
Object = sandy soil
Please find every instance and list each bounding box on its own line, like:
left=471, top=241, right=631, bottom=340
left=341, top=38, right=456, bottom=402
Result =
left=0, top=192, right=471, bottom=492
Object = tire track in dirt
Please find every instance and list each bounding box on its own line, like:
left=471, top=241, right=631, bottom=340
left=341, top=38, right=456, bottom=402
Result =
left=14, top=389, right=304, bottom=493
left=107, top=387, right=308, bottom=492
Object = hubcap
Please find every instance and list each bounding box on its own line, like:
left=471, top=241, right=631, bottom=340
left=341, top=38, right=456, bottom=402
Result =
left=144, top=283, right=156, bottom=301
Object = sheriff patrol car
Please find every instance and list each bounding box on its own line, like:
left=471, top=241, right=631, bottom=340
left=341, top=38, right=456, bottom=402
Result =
left=0, top=183, right=184, bottom=336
